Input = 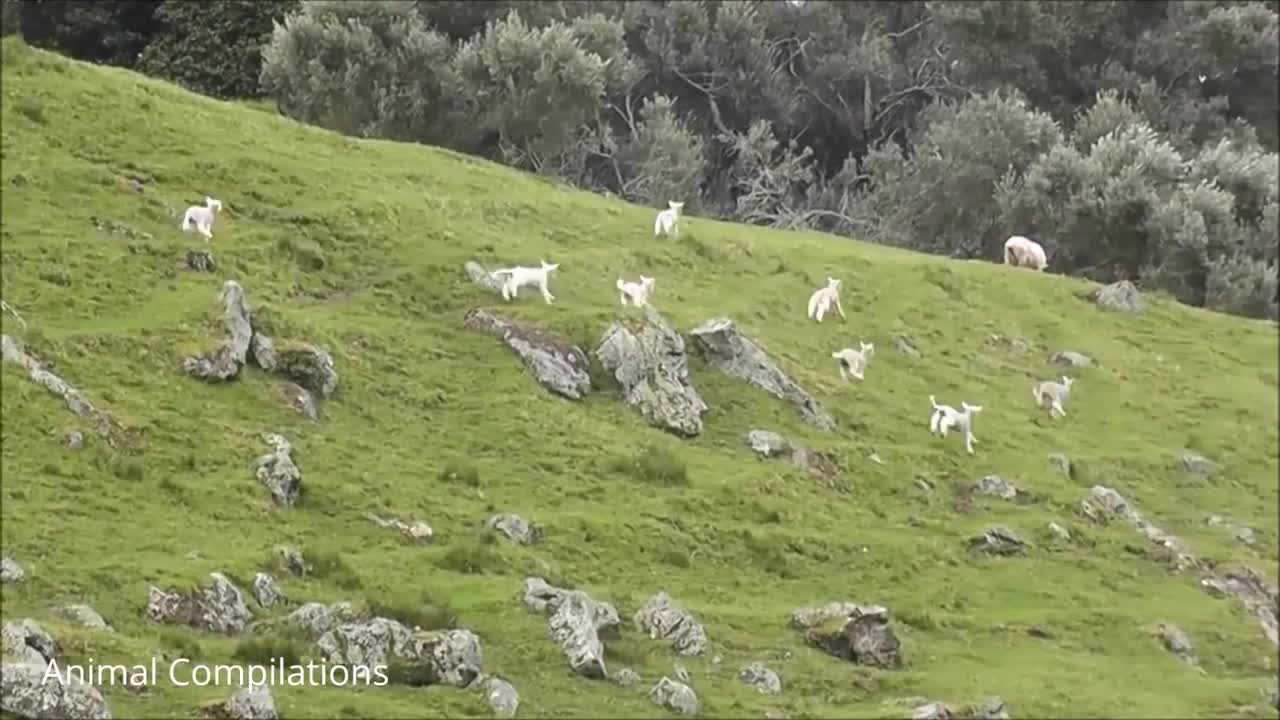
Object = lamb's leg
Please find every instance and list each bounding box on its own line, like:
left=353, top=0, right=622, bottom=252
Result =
left=541, top=280, right=555, bottom=304
left=835, top=296, right=846, bottom=320
left=619, top=292, right=628, bottom=307
left=965, top=434, right=975, bottom=454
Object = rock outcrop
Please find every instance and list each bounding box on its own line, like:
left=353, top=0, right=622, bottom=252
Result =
left=634, top=592, right=708, bottom=656
left=1085, top=486, right=1196, bottom=570
left=522, top=577, right=620, bottom=679
left=2, top=334, right=123, bottom=446
left=799, top=603, right=903, bottom=669
left=746, top=430, right=841, bottom=482
left=2, top=620, right=112, bottom=719
left=1091, top=280, right=1143, bottom=313
left=183, top=281, right=254, bottom=382
left=2, top=620, right=56, bottom=667
left=486, top=513, right=541, bottom=546
left=316, top=618, right=483, bottom=688
left=252, top=573, right=284, bottom=608
left=276, top=344, right=338, bottom=399
left=972, top=475, right=1019, bottom=501
left=595, top=306, right=707, bottom=437
left=286, top=602, right=357, bottom=637
left=464, top=309, right=592, bottom=400
left=739, top=662, right=782, bottom=694
left=256, top=433, right=302, bottom=507
left=146, top=573, right=254, bottom=636
left=688, top=317, right=834, bottom=430
left=967, top=526, right=1028, bottom=556
left=1199, top=567, right=1279, bottom=646
left=649, top=676, right=700, bottom=716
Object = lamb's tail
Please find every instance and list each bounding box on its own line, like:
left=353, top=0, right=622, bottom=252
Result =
left=928, top=394, right=939, bottom=409
left=831, top=351, right=841, bottom=359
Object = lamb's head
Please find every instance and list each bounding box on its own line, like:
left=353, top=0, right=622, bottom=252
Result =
left=540, top=260, right=560, bottom=273
left=826, top=277, right=841, bottom=291
left=206, top=197, right=223, bottom=213
left=641, top=275, right=655, bottom=290
left=860, top=341, right=875, bottom=356
left=961, top=402, right=983, bottom=414
left=667, top=200, right=684, bottom=212
left=1062, top=376, right=1074, bottom=389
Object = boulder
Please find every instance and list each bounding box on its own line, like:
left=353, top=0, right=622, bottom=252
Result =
left=649, top=676, right=700, bottom=716
left=595, top=306, right=707, bottom=437
left=634, top=592, right=708, bottom=656
left=746, top=430, right=791, bottom=458
left=803, top=605, right=902, bottom=669
left=276, top=344, right=338, bottom=398
left=1049, top=350, right=1092, bottom=367
left=463, top=309, right=591, bottom=401
left=483, top=676, right=519, bottom=718
left=183, top=281, right=253, bottom=382
left=1, top=556, right=23, bottom=584
left=252, top=573, right=283, bottom=608
left=218, top=685, right=278, bottom=720
left=186, top=250, right=217, bottom=273
left=56, top=605, right=113, bottom=632
left=523, top=578, right=620, bottom=679
left=256, top=433, right=302, bottom=507
left=913, top=702, right=952, bottom=720
left=486, top=513, right=541, bottom=546
left=738, top=662, right=781, bottom=694
left=317, top=619, right=483, bottom=688
left=1181, top=452, right=1215, bottom=479
left=972, top=475, right=1018, bottom=500
left=967, top=526, right=1028, bottom=556
left=65, top=431, right=85, bottom=449
left=287, top=602, right=357, bottom=638
left=145, top=573, right=253, bottom=636
left=1091, top=280, right=1143, bottom=313
left=688, top=317, right=833, bottom=430
left=2, top=620, right=56, bottom=666
left=249, top=333, right=278, bottom=372
left=1, top=661, right=112, bottom=719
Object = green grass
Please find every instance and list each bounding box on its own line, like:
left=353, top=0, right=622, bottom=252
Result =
left=1, top=37, right=1277, bottom=719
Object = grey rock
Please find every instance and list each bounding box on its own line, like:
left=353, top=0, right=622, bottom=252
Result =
left=427, top=629, right=485, bottom=688
left=256, top=433, right=302, bottom=507
left=464, top=261, right=506, bottom=294
left=145, top=572, right=253, bottom=636
left=1, top=661, right=112, bottom=719
left=674, top=663, right=691, bottom=684
left=281, top=382, right=318, bottom=421
left=1181, top=452, right=1215, bottom=478
left=790, top=601, right=887, bottom=630
left=64, top=431, right=85, bottom=449
left=747, top=430, right=791, bottom=458
left=613, top=667, right=641, bottom=688
left=966, top=696, right=1011, bottom=719
left=287, top=602, right=357, bottom=638
left=738, top=662, right=781, bottom=694
left=973, top=475, right=1018, bottom=500
left=182, top=281, right=253, bottom=382
left=486, top=513, right=541, bottom=546
left=366, top=513, right=433, bottom=543
left=913, top=702, right=952, bottom=720
left=1199, top=567, right=1278, bottom=646
left=221, top=685, right=278, bottom=720
left=634, top=592, right=707, bottom=656
left=276, top=344, right=338, bottom=398
left=967, top=526, right=1028, bottom=556
left=748, top=431, right=841, bottom=482
left=57, top=605, right=113, bottom=632
left=0, top=557, right=23, bottom=584
left=2, top=620, right=56, bottom=666
left=317, top=617, right=414, bottom=668
left=484, top=676, right=519, bottom=718
left=1153, top=622, right=1197, bottom=665
left=688, top=317, right=833, bottom=430
left=1048, top=453, right=1071, bottom=476
left=186, top=250, right=216, bottom=273
left=1092, top=280, right=1143, bottom=313
left=595, top=306, right=707, bottom=437
left=272, top=545, right=308, bottom=576
left=249, top=332, right=278, bottom=372
left=464, top=309, right=591, bottom=401
left=2, top=335, right=116, bottom=444
left=548, top=591, right=610, bottom=678
left=1047, top=522, right=1071, bottom=541
left=803, top=605, right=902, bottom=669
left=1050, top=350, right=1092, bottom=367
left=649, top=676, right=700, bottom=716
left=1089, top=486, right=1198, bottom=570
left=252, top=573, right=283, bottom=608
left=521, top=578, right=620, bottom=632
left=1205, top=515, right=1255, bottom=546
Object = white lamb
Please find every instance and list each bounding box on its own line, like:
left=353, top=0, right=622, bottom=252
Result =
left=1003, top=235, right=1047, bottom=271
left=1033, top=375, right=1075, bottom=418
left=807, top=277, right=846, bottom=323
left=617, top=275, right=656, bottom=308
left=653, top=201, right=685, bottom=239
left=180, top=196, right=224, bottom=240
left=929, top=395, right=983, bottom=455
left=491, top=260, right=560, bottom=304
left=832, top=341, right=874, bottom=381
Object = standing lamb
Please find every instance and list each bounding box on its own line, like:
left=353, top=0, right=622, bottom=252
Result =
left=1033, top=376, right=1075, bottom=418
left=491, top=260, right=560, bottom=304
left=617, top=275, right=656, bottom=308
left=654, top=201, right=685, bottom=239
left=1004, top=235, right=1047, bottom=271
left=180, top=196, right=224, bottom=240
left=807, top=277, right=846, bottom=323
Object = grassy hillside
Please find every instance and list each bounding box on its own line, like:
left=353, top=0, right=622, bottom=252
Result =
left=1, top=37, right=1277, bottom=719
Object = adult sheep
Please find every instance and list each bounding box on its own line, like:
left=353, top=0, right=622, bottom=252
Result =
left=1003, top=235, right=1047, bottom=271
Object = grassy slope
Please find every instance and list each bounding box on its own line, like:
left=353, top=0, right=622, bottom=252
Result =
left=1, top=39, right=1277, bottom=719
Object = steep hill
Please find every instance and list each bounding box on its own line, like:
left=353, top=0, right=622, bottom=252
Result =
left=1, top=38, right=1277, bottom=719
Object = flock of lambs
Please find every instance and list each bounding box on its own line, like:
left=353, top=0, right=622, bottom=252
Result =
left=181, top=195, right=1076, bottom=456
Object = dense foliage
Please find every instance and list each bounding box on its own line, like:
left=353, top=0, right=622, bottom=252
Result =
left=10, top=0, right=1278, bottom=319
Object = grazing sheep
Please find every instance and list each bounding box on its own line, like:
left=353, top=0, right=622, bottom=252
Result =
left=1034, top=375, right=1075, bottom=418
left=929, top=395, right=983, bottom=455
left=654, top=201, right=685, bottom=239
left=832, top=341, right=874, bottom=381
left=491, top=260, right=560, bottom=304
left=617, top=275, right=656, bottom=308
left=807, top=277, right=845, bottom=323
left=180, top=196, right=224, bottom=240
left=1003, top=235, right=1047, bottom=271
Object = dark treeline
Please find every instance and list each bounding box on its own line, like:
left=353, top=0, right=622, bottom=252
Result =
left=5, top=0, right=1277, bottom=319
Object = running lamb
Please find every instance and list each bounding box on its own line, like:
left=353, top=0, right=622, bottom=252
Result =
left=1033, top=375, right=1075, bottom=418
left=807, top=277, right=846, bottom=323
left=832, top=341, right=875, bottom=381
left=180, top=196, right=224, bottom=240
left=653, top=201, right=685, bottom=239
left=617, top=275, right=656, bottom=308
left=491, top=260, right=560, bottom=304
left=928, top=395, right=983, bottom=455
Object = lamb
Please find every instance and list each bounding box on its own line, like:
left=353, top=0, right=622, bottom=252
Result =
left=653, top=200, right=685, bottom=239
left=928, top=395, right=983, bottom=455
left=617, top=275, right=656, bottom=308
left=1033, top=375, right=1075, bottom=418
left=832, top=341, right=874, bottom=381
left=1003, top=235, right=1047, bottom=271
left=491, top=260, right=560, bottom=304
left=180, top=196, right=224, bottom=240
left=806, top=277, right=846, bottom=323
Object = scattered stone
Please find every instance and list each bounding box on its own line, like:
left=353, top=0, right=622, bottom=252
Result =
left=613, top=667, right=641, bottom=688
left=249, top=333, right=277, bottom=372
left=286, top=602, right=357, bottom=638
left=272, top=545, right=308, bottom=576
left=186, top=250, right=217, bottom=273
left=913, top=702, right=952, bottom=720
left=256, top=433, right=302, bottom=507
left=1047, top=453, right=1071, bottom=476
left=317, top=620, right=483, bottom=688
left=967, top=526, right=1028, bottom=556
left=634, top=592, right=708, bottom=656
left=1047, top=522, right=1071, bottom=541
left=464, top=261, right=507, bottom=295
left=1151, top=622, right=1197, bottom=666
left=1050, top=350, right=1092, bottom=367
left=1091, top=280, right=1143, bottom=313
left=1087, top=486, right=1196, bottom=570
left=688, top=317, right=834, bottom=430
left=216, top=685, right=278, bottom=720
left=252, top=573, right=283, bottom=608
left=0, top=660, right=112, bottom=719
left=2, top=334, right=122, bottom=445
left=738, top=662, right=781, bottom=694
left=746, top=430, right=842, bottom=482
left=747, top=430, right=791, bottom=458
left=1, top=557, right=24, bottom=584
left=464, top=309, right=592, bottom=400
left=972, top=475, right=1018, bottom=500
left=803, top=604, right=903, bottom=669
left=1181, top=452, right=1215, bottom=479
left=1198, top=567, right=1278, bottom=646
left=1205, top=515, right=1256, bottom=546
left=894, top=335, right=921, bottom=359
left=486, top=513, right=541, bottom=546
left=56, top=605, right=113, bottom=632
left=366, top=513, right=434, bottom=543
left=595, top=306, right=707, bottom=437
left=276, top=344, right=338, bottom=399
left=483, top=676, right=519, bottom=718
left=145, top=572, right=253, bottom=636
left=183, top=281, right=254, bottom=382
left=649, top=676, right=700, bottom=716
left=522, top=578, right=620, bottom=679
left=64, top=430, right=85, bottom=449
